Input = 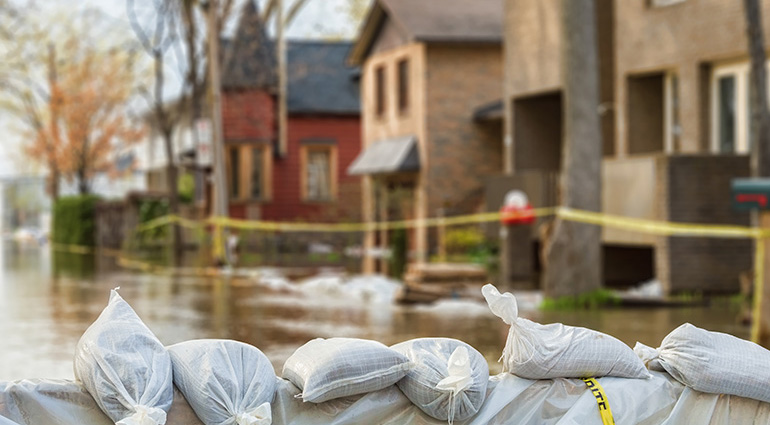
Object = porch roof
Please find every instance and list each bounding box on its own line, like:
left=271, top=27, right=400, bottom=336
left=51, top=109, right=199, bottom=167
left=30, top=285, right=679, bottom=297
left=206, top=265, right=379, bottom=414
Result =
left=347, top=135, right=420, bottom=175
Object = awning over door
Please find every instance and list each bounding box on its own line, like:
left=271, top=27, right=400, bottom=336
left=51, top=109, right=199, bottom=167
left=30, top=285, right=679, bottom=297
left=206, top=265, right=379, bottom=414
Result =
left=347, top=135, right=420, bottom=175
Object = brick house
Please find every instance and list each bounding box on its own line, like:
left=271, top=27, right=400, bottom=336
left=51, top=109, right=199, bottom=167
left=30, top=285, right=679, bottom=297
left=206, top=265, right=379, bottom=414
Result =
left=499, top=0, right=768, bottom=293
left=220, top=1, right=361, bottom=223
left=347, top=0, right=504, bottom=274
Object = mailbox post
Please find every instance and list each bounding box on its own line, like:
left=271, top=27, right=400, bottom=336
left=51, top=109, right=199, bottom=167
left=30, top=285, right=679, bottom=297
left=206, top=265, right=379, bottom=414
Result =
left=732, top=178, right=770, bottom=345
left=499, top=190, right=535, bottom=289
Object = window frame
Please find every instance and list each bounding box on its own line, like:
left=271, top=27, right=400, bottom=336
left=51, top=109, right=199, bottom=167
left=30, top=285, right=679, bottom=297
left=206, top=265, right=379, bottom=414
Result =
left=226, top=143, right=272, bottom=202
left=397, top=58, right=409, bottom=114
left=300, top=144, right=338, bottom=202
left=710, top=62, right=752, bottom=155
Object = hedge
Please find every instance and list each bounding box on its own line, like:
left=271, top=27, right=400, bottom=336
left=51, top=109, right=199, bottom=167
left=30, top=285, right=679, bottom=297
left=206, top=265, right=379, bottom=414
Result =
left=52, top=195, right=100, bottom=247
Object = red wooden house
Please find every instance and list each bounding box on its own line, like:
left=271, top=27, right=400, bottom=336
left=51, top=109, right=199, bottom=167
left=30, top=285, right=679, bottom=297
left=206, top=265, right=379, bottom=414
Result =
left=220, top=1, right=361, bottom=222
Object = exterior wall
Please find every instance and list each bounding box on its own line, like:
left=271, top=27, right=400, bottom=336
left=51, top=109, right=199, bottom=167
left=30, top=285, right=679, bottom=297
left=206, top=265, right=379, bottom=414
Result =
left=360, top=42, right=428, bottom=270
left=222, top=88, right=361, bottom=223
left=658, top=155, right=751, bottom=293
left=424, top=44, right=504, bottom=219
left=222, top=90, right=276, bottom=142
left=504, top=0, right=614, bottom=171
left=615, top=0, right=770, bottom=155
left=260, top=115, right=361, bottom=222
left=361, top=43, right=426, bottom=156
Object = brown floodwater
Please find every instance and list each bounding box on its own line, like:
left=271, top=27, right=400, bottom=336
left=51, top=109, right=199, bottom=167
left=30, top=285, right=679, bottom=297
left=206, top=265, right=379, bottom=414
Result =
left=0, top=241, right=750, bottom=381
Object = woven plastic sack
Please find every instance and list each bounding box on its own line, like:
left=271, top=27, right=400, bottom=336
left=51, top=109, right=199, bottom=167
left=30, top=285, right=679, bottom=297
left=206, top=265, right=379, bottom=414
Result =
left=74, top=290, right=173, bottom=425
left=634, top=322, right=770, bottom=403
left=168, top=340, right=276, bottom=425
left=391, top=338, right=488, bottom=423
left=282, top=337, right=411, bottom=403
left=482, top=284, right=649, bottom=380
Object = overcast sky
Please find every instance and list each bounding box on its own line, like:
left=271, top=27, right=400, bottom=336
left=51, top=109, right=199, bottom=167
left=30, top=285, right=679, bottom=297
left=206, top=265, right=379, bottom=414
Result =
left=0, top=0, right=366, bottom=178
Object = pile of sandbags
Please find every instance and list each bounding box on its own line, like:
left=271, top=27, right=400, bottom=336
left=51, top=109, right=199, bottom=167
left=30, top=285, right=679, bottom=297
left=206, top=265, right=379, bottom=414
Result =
left=67, top=290, right=499, bottom=425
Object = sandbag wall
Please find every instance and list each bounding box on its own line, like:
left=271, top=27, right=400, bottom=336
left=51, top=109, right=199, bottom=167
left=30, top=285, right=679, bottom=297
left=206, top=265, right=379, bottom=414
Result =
left=2, top=285, right=770, bottom=425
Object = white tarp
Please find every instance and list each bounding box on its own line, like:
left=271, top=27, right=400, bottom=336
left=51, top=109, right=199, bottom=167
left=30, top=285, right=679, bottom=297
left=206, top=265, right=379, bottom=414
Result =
left=4, top=371, right=770, bottom=425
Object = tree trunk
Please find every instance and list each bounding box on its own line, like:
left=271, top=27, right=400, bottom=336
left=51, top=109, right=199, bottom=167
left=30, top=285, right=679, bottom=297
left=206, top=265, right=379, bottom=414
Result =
left=744, top=0, right=770, bottom=347
left=542, top=0, right=603, bottom=297
left=77, top=169, right=88, bottom=195
left=47, top=168, right=59, bottom=200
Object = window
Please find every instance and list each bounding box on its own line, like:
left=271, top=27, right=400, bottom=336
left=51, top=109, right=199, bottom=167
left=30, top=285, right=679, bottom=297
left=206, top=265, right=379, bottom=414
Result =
left=229, top=147, right=240, bottom=199
left=375, top=65, right=386, bottom=117
left=301, top=144, right=337, bottom=202
left=711, top=62, right=756, bottom=154
left=227, top=144, right=271, bottom=201
left=398, top=58, right=409, bottom=113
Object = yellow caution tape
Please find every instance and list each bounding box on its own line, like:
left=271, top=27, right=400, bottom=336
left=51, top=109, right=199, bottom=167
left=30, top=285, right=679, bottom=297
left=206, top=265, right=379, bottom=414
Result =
left=557, top=207, right=767, bottom=239
left=582, top=378, right=615, bottom=425
left=135, top=207, right=770, bottom=238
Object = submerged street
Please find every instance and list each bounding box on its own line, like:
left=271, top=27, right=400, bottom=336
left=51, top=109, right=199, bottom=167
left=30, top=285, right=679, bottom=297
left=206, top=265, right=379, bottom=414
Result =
left=0, top=241, right=750, bottom=382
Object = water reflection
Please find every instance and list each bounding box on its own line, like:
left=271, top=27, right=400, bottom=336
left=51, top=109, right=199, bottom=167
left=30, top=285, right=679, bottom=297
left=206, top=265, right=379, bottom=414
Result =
left=0, top=241, right=751, bottom=381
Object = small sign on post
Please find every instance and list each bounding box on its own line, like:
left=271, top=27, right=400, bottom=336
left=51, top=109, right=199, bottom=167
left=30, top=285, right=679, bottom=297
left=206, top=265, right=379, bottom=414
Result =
left=195, top=118, right=213, bottom=168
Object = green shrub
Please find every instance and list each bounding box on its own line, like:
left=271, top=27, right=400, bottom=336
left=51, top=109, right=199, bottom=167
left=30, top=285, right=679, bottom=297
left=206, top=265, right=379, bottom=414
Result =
left=540, top=289, right=621, bottom=310
left=444, top=227, right=485, bottom=255
left=178, top=172, right=195, bottom=204
left=52, top=195, right=99, bottom=246
left=137, top=199, right=169, bottom=243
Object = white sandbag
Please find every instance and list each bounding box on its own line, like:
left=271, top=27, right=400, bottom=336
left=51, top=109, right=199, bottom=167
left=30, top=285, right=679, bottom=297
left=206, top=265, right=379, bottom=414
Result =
left=634, top=322, right=770, bottom=403
left=390, top=338, right=489, bottom=423
left=168, top=339, right=276, bottom=425
left=482, top=284, right=649, bottom=380
left=282, top=337, right=411, bottom=403
left=74, top=290, right=173, bottom=425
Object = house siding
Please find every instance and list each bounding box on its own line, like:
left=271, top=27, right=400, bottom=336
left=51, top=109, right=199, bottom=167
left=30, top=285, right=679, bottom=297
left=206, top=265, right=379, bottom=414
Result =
left=223, top=90, right=276, bottom=141
left=222, top=89, right=361, bottom=222
left=260, top=115, right=361, bottom=221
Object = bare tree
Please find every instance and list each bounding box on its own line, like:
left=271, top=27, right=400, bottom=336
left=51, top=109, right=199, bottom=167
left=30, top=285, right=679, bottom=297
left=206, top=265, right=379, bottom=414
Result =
left=542, top=0, right=603, bottom=297
left=127, top=0, right=184, bottom=258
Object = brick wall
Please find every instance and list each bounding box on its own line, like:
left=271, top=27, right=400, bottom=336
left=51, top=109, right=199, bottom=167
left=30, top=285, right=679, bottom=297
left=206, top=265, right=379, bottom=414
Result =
left=425, top=44, right=504, bottom=218
left=658, top=155, right=751, bottom=293
left=260, top=115, right=361, bottom=222
left=222, top=89, right=276, bottom=141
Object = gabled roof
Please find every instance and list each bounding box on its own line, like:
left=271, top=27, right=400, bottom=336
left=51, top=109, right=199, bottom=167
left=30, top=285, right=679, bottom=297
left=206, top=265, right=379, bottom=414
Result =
left=287, top=41, right=360, bottom=115
left=349, top=0, right=503, bottom=65
left=222, top=0, right=277, bottom=90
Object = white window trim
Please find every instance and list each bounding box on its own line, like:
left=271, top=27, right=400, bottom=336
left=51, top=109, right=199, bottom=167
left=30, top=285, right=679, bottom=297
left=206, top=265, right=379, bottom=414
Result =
left=710, top=62, right=751, bottom=154
left=664, top=71, right=678, bottom=154
left=651, top=0, right=686, bottom=7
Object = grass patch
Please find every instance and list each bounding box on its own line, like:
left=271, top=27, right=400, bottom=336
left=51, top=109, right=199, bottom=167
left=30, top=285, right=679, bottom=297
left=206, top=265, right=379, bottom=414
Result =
left=540, top=289, right=621, bottom=310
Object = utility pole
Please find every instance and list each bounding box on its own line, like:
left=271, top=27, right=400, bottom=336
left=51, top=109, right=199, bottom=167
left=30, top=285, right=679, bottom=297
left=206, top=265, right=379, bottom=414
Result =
left=208, top=0, right=228, bottom=264
left=47, top=43, right=60, bottom=200
left=276, top=0, right=288, bottom=157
